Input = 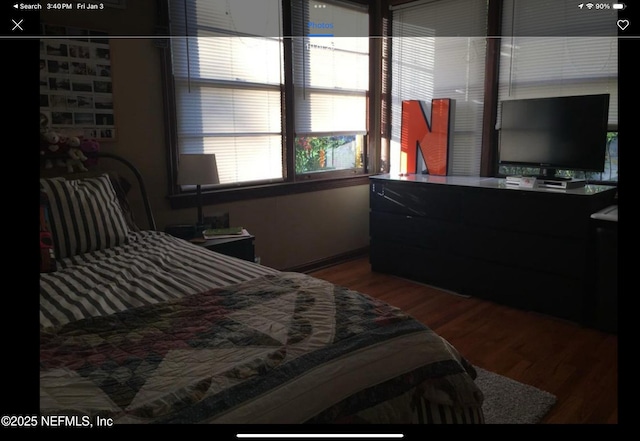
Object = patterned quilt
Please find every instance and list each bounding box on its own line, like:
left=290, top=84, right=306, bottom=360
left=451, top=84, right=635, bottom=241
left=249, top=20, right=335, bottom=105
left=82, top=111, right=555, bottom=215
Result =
left=40, top=272, right=484, bottom=424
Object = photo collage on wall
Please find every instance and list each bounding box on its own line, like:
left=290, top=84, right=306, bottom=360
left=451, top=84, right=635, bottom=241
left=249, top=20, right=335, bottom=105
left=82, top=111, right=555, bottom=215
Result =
left=40, top=24, right=115, bottom=141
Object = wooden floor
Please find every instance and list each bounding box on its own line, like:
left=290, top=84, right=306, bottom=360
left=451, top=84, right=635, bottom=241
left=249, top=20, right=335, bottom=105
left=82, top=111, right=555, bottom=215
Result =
left=309, top=256, right=618, bottom=424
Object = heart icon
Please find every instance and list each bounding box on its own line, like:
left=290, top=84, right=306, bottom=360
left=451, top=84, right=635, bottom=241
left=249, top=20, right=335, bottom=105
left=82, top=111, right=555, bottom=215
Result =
left=617, top=19, right=629, bottom=31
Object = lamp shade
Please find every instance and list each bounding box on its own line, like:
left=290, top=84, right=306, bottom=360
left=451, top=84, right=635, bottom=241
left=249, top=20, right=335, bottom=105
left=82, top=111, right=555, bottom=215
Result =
left=177, top=154, right=220, bottom=186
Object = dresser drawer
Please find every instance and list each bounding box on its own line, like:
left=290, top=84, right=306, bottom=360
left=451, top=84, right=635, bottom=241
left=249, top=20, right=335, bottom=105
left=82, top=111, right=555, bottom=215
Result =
left=370, top=211, right=461, bottom=252
left=370, top=181, right=461, bottom=221
left=460, top=187, right=592, bottom=238
left=458, top=226, right=586, bottom=278
left=370, top=239, right=466, bottom=293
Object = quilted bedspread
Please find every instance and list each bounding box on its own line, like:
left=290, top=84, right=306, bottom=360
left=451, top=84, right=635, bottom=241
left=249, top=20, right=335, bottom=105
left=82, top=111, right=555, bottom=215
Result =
left=40, top=272, right=484, bottom=424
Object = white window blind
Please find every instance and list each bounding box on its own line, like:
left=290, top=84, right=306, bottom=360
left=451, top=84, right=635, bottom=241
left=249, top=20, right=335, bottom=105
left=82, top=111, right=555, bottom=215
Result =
left=498, top=0, right=618, bottom=126
left=390, top=0, right=488, bottom=176
left=291, top=1, right=369, bottom=137
left=169, top=0, right=284, bottom=185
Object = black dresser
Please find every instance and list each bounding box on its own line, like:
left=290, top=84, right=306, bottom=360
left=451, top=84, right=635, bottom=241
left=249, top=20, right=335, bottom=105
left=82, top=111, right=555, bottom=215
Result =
left=369, top=174, right=617, bottom=325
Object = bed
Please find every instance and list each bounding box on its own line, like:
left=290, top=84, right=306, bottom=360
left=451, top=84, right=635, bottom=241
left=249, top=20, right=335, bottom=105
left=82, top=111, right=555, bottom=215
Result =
left=39, top=154, right=485, bottom=424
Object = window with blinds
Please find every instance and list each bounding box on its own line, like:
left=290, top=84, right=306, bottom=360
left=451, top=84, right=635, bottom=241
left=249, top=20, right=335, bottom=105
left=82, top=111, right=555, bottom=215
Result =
left=169, top=0, right=284, bottom=186
left=390, top=0, right=488, bottom=177
left=291, top=1, right=369, bottom=175
left=497, top=0, right=618, bottom=181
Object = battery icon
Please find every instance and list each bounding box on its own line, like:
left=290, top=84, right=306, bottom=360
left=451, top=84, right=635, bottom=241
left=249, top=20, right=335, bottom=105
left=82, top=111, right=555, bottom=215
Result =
left=613, top=3, right=625, bottom=9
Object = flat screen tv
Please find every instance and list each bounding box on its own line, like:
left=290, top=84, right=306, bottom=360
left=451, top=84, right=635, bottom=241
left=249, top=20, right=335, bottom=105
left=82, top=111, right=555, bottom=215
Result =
left=498, top=94, right=610, bottom=179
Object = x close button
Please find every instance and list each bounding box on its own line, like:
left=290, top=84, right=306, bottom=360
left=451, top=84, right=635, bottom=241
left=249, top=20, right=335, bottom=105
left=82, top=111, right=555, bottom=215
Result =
left=11, top=19, right=24, bottom=32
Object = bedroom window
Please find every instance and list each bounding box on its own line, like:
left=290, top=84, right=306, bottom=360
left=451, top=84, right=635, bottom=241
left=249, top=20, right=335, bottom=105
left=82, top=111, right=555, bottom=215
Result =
left=168, top=0, right=285, bottom=186
left=495, top=0, right=619, bottom=183
left=291, top=1, right=369, bottom=177
left=165, top=0, right=372, bottom=205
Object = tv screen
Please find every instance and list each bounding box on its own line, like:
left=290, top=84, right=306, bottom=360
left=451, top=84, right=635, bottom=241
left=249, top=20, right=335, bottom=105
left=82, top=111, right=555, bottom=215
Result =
left=498, top=94, right=610, bottom=175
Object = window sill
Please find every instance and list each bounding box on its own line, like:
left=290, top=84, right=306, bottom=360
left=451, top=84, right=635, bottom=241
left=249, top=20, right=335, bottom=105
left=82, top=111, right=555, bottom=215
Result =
left=168, top=174, right=373, bottom=209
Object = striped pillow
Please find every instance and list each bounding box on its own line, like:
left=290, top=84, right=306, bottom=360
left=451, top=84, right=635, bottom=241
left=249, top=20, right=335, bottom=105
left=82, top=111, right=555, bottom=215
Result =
left=39, top=174, right=130, bottom=258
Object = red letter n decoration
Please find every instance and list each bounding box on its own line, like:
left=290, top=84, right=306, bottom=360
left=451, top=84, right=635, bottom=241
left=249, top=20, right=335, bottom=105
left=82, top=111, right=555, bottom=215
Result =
left=400, top=99, right=455, bottom=175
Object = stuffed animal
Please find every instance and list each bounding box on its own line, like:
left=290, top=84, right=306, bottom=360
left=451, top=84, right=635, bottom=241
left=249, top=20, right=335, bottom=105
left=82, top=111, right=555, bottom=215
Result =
left=40, top=130, right=67, bottom=169
left=79, top=138, right=100, bottom=167
left=65, top=136, right=89, bottom=173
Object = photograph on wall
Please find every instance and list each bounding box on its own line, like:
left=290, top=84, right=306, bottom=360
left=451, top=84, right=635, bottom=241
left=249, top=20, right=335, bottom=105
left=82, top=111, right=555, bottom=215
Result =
left=39, top=24, right=116, bottom=141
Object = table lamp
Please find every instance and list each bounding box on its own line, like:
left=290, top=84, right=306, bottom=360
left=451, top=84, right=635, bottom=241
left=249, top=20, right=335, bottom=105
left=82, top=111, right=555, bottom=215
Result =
left=177, top=154, right=220, bottom=228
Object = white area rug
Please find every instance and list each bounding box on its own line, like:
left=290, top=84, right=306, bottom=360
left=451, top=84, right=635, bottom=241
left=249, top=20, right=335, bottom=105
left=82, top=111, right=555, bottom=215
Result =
left=474, top=366, right=557, bottom=424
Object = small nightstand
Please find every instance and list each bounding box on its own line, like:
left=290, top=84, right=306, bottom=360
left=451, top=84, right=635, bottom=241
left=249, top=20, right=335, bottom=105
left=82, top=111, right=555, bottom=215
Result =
left=196, top=235, right=255, bottom=262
